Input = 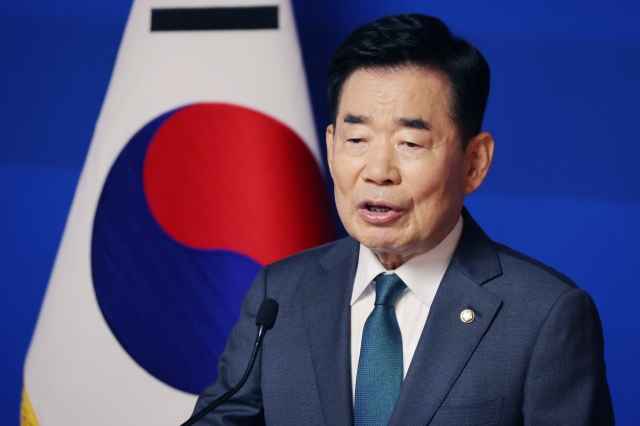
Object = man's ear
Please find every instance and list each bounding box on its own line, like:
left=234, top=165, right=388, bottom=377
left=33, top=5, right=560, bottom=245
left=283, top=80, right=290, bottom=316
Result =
left=464, top=131, right=494, bottom=195
left=326, top=124, right=335, bottom=178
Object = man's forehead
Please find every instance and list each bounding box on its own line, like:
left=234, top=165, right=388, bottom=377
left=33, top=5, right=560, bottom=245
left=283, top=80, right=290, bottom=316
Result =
left=342, top=65, right=451, bottom=92
left=336, top=68, right=451, bottom=130
left=339, top=66, right=451, bottom=107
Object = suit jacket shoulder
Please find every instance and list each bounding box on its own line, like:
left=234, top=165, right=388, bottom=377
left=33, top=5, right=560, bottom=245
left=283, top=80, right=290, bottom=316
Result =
left=265, top=236, right=358, bottom=278
left=260, top=236, right=359, bottom=305
left=397, top=209, right=614, bottom=426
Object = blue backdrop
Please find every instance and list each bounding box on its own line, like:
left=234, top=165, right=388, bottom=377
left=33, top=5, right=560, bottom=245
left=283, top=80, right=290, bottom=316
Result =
left=1, top=0, right=638, bottom=424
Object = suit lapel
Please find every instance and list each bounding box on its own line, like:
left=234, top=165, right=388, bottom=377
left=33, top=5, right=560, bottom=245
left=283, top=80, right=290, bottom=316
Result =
left=301, top=237, right=359, bottom=426
left=389, top=210, right=504, bottom=426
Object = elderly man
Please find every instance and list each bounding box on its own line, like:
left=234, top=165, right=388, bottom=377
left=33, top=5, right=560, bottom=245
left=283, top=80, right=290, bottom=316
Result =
left=194, top=14, right=614, bottom=425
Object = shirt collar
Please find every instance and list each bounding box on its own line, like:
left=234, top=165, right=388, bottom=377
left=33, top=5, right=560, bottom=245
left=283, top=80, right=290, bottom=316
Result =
left=350, top=215, right=463, bottom=306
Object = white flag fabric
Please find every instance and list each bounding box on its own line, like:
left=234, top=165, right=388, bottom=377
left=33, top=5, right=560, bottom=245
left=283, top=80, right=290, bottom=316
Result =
left=22, top=0, right=335, bottom=424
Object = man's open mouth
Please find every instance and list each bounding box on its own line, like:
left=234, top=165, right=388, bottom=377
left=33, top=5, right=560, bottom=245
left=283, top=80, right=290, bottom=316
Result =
left=366, top=204, right=392, bottom=213
left=358, top=200, right=401, bottom=223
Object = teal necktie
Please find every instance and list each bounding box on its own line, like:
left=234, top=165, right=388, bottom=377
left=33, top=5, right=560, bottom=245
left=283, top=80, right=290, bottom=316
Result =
left=354, top=273, right=407, bottom=426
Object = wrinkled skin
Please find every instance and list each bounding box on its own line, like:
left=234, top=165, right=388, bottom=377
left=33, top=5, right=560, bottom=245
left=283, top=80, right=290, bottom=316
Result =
left=326, top=67, right=494, bottom=269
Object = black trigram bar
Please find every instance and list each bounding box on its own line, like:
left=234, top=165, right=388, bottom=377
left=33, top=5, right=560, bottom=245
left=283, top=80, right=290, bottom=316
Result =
left=151, top=6, right=278, bottom=31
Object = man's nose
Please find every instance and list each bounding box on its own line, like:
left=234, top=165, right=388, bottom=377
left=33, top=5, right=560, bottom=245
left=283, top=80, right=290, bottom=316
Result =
left=361, top=140, right=400, bottom=185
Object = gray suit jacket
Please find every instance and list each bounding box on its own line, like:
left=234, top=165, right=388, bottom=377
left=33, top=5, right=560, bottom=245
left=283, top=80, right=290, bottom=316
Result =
left=194, top=209, right=614, bottom=425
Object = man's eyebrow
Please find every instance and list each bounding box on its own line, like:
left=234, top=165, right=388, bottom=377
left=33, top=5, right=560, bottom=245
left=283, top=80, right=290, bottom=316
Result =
left=396, top=117, right=432, bottom=130
left=343, top=114, right=369, bottom=124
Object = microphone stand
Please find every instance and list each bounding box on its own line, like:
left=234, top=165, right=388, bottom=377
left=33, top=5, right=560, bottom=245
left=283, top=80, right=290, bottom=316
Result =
left=180, top=324, right=267, bottom=426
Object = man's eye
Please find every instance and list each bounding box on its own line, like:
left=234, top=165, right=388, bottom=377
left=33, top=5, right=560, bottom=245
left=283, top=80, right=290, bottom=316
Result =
left=405, top=142, right=418, bottom=148
left=348, top=138, right=363, bottom=143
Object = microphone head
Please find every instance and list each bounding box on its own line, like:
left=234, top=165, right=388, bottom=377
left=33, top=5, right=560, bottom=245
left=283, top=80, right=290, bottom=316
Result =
left=256, top=298, right=279, bottom=330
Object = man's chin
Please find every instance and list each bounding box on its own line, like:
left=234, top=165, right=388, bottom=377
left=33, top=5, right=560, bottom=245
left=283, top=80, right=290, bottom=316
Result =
left=353, top=231, right=407, bottom=254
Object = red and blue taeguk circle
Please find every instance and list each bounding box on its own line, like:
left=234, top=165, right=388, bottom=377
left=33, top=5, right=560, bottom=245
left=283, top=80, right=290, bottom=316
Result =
left=91, top=103, right=335, bottom=394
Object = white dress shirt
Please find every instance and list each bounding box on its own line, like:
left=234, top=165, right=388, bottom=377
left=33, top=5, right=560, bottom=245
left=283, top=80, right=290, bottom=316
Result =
left=350, top=215, right=463, bottom=399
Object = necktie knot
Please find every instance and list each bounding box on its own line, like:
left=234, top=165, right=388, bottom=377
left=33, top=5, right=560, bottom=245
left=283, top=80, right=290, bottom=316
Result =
left=374, top=273, right=406, bottom=306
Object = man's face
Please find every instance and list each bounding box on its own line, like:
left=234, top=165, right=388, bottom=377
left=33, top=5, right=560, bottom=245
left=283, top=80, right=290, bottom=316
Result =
left=327, top=67, right=478, bottom=261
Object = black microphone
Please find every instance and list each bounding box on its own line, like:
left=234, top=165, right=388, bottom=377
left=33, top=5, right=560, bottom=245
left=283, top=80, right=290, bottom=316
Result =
left=180, top=298, right=279, bottom=426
